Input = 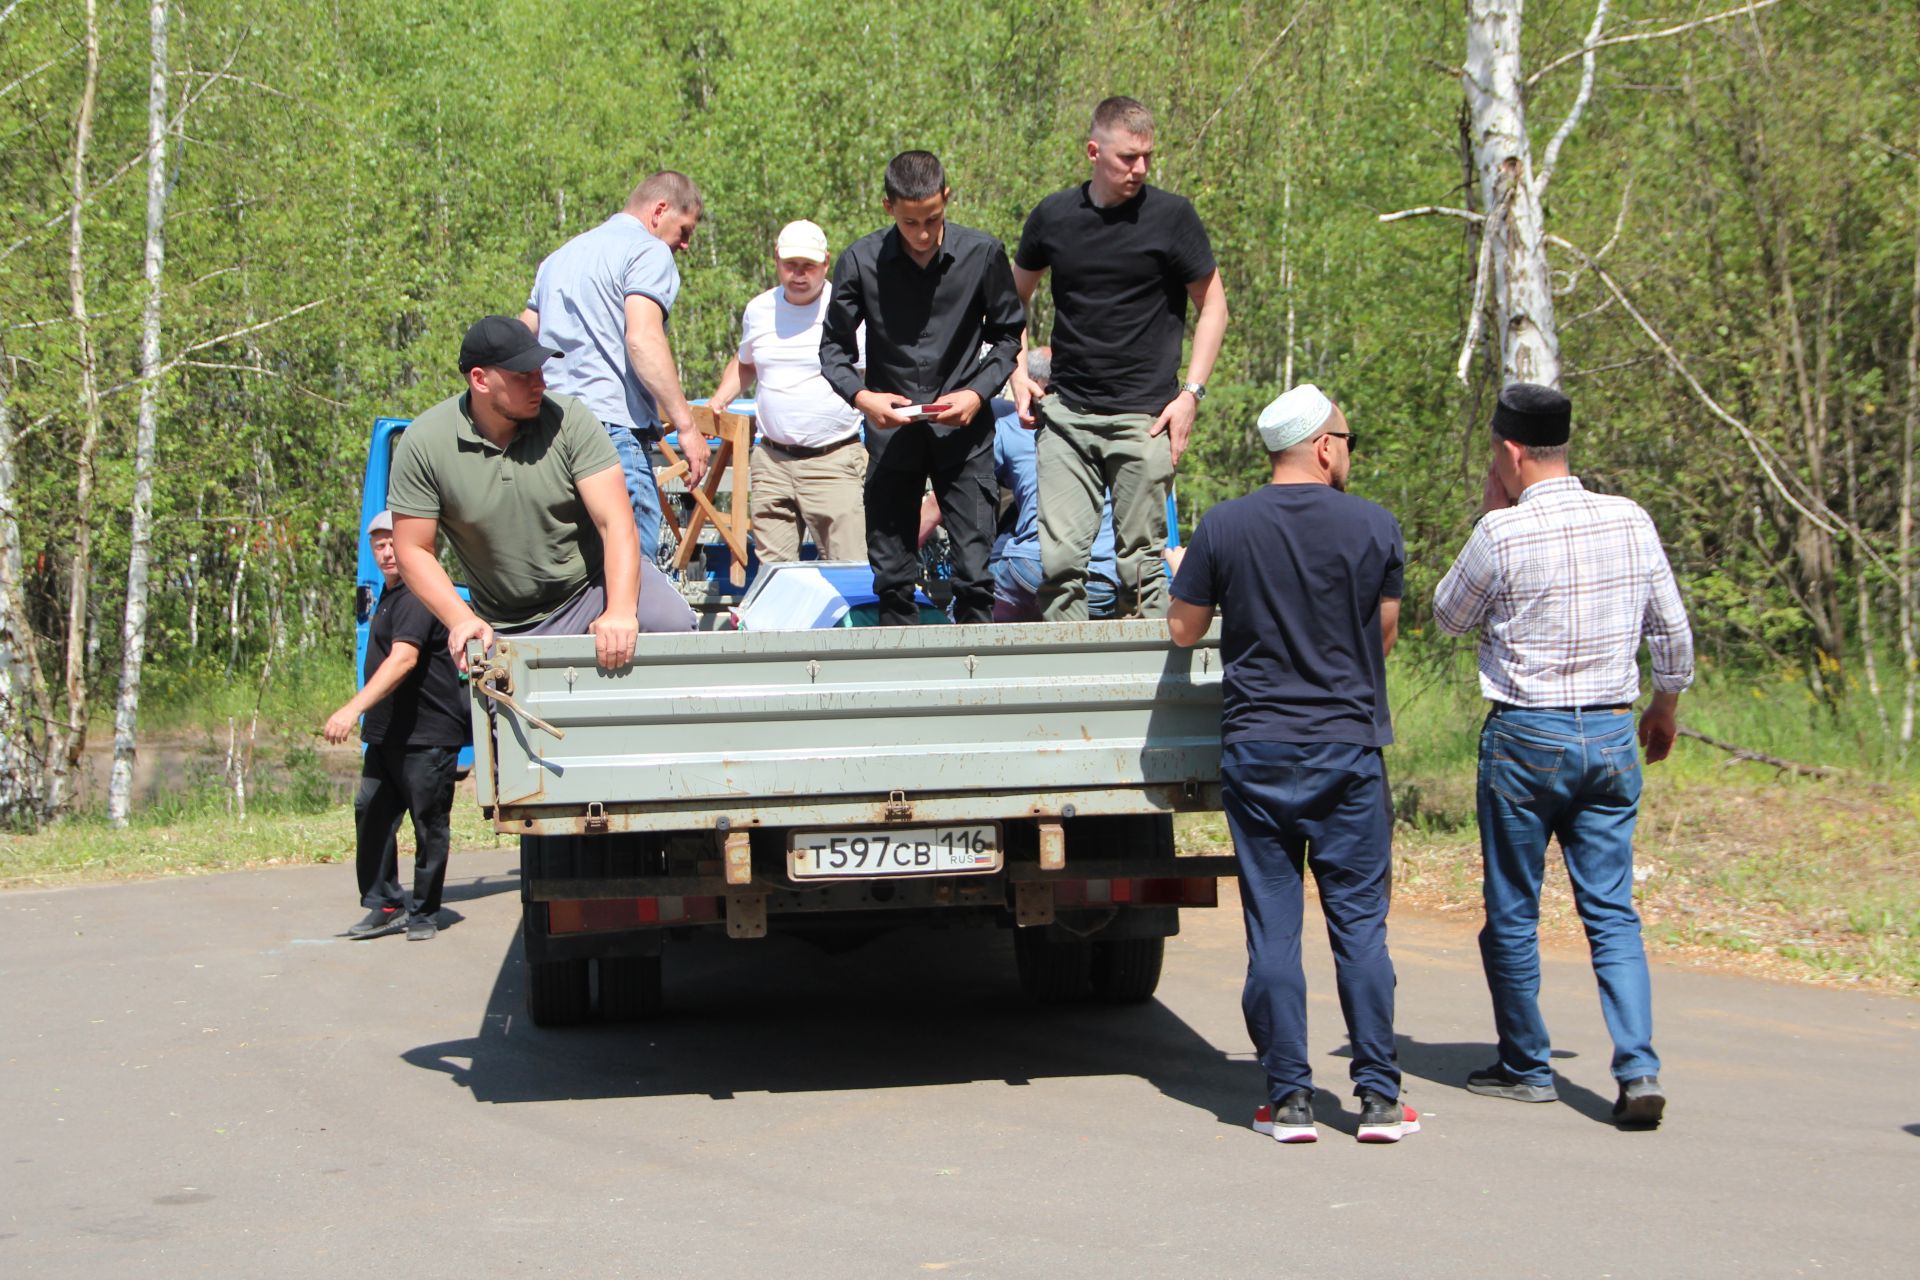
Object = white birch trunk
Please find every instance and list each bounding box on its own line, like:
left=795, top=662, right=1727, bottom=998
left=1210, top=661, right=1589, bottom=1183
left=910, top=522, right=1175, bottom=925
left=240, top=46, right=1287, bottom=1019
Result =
left=1280, top=176, right=1295, bottom=387
left=1463, top=0, right=1561, bottom=388
left=225, top=716, right=244, bottom=821
left=107, top=0, right=171, bottom=827
left=46, top=0, right=103, bottom=820
left=186, top=550, right=199, bottom=650
left=226, top=535, right=247, bottom=678
left=0, top=358, right=46, bottom=822
left=1902, top=198, right=1919, bottom=746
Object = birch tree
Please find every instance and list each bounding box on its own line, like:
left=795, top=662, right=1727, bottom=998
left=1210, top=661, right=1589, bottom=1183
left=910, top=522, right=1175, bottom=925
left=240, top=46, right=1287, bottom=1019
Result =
left=1383, top=0, right=1783, bottom=390
left=44, top=0, right=104, bottom=821
left=0, top=350, right=50, bottom=824
left=107, top=0, right=173, bottom=827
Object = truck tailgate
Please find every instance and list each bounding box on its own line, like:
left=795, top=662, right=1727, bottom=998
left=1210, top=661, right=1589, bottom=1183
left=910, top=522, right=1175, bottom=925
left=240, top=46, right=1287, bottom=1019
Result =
left=471, top=618, right=1222, bottom=833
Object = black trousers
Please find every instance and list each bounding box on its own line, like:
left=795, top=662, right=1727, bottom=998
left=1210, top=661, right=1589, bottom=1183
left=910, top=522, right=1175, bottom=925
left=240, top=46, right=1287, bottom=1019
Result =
left=355, top=740, right=458, bottom=917
left=864, top=424, right=996, bottom=625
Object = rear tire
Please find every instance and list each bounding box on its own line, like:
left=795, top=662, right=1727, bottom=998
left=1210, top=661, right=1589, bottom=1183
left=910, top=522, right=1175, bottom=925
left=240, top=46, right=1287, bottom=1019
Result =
left=1091, top=936, right=1165, bottom=1004
left=526, top=957, right=591, bottom=1027
left=598, top=954, right=664, bottom=1022
left=1015, top=929, right=1093, bottom=1003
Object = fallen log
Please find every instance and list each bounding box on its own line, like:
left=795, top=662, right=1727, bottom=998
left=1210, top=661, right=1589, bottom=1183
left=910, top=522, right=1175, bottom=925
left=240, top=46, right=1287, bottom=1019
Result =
left=1676, top=725, right=1842, bottom=780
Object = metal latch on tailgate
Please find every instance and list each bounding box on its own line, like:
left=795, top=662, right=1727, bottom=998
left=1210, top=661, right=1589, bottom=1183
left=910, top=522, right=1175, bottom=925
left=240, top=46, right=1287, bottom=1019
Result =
left=467, top=642, right=566, bottom=741
left=884, top=790, right=913, bottom=822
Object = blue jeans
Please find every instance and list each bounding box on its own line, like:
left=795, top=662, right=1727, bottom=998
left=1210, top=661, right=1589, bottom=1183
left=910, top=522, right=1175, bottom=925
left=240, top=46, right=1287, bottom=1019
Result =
left=607, top=425, right=662, bottom=562
left=1477, top=706, right=1658, bottom=1084
left=993, top=555, right=1117, bottom=622
left=1222, top=740, right=1399, bottom=1103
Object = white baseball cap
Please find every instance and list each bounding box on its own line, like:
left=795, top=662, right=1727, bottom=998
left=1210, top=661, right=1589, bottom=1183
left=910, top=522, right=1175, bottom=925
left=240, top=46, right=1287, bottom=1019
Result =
left=775, top=219, right=829, bottom=264
left=368, top=510, right=394, bottom=535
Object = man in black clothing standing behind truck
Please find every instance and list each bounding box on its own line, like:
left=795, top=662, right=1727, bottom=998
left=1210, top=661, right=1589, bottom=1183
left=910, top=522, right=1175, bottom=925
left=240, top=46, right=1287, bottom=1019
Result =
left=324, top=511, right=472, bottom=942
left=819, top=150, right=1024, bottom=625
left=1012, top=95, right=1229, bottom=621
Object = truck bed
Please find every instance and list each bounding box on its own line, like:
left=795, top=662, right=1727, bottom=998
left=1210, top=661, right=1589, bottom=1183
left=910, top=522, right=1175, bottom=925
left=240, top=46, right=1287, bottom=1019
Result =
left=471, top=618, right=1224, bottom=834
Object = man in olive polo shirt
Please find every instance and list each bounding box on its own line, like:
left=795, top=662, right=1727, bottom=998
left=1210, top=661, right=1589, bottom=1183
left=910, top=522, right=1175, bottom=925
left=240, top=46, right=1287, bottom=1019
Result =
left=388, top=315, right=694, bottom=673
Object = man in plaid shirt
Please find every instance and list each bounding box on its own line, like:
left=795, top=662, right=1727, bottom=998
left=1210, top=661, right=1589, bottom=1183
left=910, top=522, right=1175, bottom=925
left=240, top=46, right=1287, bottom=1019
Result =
left=1433, top=382, right=1693, bottom=1130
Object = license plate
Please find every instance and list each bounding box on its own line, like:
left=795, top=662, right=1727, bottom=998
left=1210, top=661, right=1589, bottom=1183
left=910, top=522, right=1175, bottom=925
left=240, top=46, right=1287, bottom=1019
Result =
left=787, top=824, right=1002, bottom=880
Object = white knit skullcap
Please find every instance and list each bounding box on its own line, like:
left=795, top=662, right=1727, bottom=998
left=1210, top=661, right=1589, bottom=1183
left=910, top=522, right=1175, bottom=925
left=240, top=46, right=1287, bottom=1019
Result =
left=1256, top=384, right=1334, bottom=452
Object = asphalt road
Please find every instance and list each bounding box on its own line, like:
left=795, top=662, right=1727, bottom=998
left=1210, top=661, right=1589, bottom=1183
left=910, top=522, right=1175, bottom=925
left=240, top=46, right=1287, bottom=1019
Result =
left=3, top=848, right=1915, bottom=1278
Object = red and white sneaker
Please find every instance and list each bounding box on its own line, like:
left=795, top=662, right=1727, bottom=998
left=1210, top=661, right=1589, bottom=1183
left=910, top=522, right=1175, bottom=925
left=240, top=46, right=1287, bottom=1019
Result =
left=1252, top=1089, right=1318, bottom=1143
left=1356, top=1089, right=1420, bottom=1143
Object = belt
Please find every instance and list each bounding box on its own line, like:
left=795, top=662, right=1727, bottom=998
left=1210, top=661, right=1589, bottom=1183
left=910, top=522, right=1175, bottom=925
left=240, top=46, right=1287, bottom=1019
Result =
left=762, top=434, right=860, bottom=460
left=1492, top=701, right=1632, bottom=714
left=610, top=423, right=661, bottom=443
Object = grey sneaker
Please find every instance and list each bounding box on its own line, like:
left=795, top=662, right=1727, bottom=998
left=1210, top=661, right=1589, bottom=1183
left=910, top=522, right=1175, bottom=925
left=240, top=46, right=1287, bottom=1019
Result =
left=347, top=907, right=405, bottom=939
left=406, top=915, right=438, bottom=942
left=1465, top=1064, right=1558, bottom=1103
left=1356, top=1089, right=1420, bottom=1143
left=1613, top=1076, right=1665, bottom=1128
left=1251, top=1089, right=1317, bottom=1144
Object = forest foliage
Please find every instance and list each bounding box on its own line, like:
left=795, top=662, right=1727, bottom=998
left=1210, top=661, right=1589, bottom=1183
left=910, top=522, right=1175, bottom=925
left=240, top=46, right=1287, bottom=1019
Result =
left=2, top=0, right=1917, bottom=821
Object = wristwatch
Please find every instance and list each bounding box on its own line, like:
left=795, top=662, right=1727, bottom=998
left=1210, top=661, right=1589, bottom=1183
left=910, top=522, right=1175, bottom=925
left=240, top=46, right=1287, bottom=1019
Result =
left=1180, top=380, right=1207, bottom=401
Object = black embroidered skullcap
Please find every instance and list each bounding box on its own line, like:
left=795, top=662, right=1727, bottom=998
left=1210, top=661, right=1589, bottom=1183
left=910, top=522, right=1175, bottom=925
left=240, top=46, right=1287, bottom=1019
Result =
left=1490, top=382, right=1571, bottom=446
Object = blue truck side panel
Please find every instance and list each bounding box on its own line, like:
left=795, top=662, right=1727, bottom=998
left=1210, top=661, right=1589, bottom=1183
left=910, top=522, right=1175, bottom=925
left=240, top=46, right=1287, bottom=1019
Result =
left=354, top=416, right=474, bottom=771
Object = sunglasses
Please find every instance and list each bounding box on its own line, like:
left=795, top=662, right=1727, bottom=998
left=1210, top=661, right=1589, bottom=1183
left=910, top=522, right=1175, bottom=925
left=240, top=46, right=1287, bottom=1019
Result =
left=1324, top=430, right=1359, bottom=453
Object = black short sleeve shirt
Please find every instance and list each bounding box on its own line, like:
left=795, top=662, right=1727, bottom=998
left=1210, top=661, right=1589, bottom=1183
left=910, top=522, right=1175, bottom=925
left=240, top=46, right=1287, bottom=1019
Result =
left=1172, top=485, right=1404, bottom=748
left=361, top=581, right=471, bottom=748
left=1014, top=184, right=1216, bottom=416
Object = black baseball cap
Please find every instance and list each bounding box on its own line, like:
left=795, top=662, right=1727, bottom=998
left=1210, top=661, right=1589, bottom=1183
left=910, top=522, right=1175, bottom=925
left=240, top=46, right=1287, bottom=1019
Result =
left=459, top=315, right=563, bottom=374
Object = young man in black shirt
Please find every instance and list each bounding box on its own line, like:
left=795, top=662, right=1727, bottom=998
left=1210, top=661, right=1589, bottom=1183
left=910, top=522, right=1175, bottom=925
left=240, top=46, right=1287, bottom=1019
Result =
left=324, top=511, right=472, bottom=941
left=1167, top=384, right=1415, bottom=1145
left=820, top=150, right=1025, bottom=624
left=1012, top=96, right=1229, bottom=621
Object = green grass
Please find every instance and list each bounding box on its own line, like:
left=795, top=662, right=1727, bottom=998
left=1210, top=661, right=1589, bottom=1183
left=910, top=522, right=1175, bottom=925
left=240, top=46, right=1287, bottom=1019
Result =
left=1388, top=636, right=1920, bottom=784
left=135, top=650, right=360, bottom=737
left=1177, top=640, right=1920, bottom=993
left=0, top=782, right=502, bottom=888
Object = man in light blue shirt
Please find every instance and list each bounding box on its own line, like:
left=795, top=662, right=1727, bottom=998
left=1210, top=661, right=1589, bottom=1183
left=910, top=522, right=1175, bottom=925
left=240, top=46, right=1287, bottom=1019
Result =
left=522, top=171, right=710, bottom=560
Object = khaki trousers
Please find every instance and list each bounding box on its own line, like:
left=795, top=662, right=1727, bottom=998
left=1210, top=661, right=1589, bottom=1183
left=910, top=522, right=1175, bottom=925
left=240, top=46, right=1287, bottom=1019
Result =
left=750, top=438, right=869, bottom=563
left=1035, top=396, right=1173, bottom=620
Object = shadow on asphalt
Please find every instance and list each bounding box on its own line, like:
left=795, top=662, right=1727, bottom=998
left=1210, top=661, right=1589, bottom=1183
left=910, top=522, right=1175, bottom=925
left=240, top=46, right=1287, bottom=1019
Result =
left=402, top=925, right=1263, bottom=1123
left=1904, top=1123, right=1920, bottom=1138
left=439, top=873, right=520, bottom=906
left=1390, top=1037, right=1616, bottom=1125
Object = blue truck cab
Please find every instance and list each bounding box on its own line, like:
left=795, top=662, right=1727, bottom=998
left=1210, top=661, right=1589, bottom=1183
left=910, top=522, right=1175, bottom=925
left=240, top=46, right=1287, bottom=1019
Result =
left=352, top=416, right=475, bottom=769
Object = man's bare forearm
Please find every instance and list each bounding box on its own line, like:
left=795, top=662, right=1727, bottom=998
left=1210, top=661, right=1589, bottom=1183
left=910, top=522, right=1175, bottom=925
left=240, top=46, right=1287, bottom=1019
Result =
left=348, top=647, right=419, bottom=716
left=710, top=356, right=753, bottom=413
left=1184, top=274, right=1229, bottom=387
left=393, top=541, right=476, bottom=632
left=627, top=320, right=692, bottom=433
left=600, top=524, right=640, bottom=618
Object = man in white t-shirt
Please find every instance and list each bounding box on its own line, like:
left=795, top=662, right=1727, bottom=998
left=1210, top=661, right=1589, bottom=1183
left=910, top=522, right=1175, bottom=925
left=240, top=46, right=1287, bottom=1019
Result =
left=710, top=220, right=868, bottom=563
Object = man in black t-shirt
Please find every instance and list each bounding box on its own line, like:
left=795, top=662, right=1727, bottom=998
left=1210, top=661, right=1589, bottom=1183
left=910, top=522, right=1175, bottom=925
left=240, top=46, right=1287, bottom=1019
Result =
left=1168, top=384, right=1417, bottom=1146
left=324, top=511, right=472, bottom=942
left=1012, top=96, right=1229, bottom=621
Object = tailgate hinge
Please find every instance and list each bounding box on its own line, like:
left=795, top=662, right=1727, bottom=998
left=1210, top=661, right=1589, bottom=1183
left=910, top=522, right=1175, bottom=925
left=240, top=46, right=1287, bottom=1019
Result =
left=1037, top=820, right=1066, bottom=872
left=884, top=789, right=913, bottom=822
left=721, top=830, right=753, bottom=885
left=584, top=801, right=608, bottom=835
